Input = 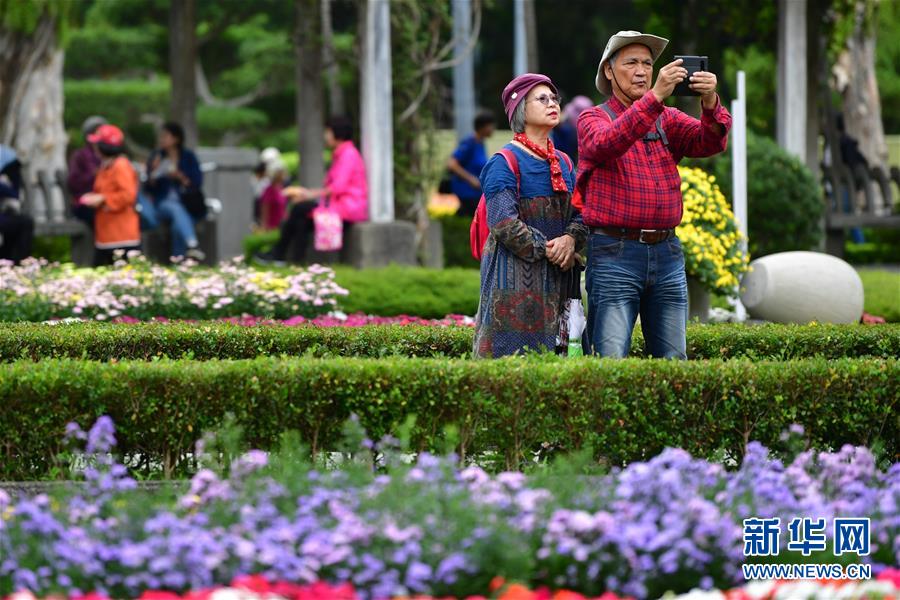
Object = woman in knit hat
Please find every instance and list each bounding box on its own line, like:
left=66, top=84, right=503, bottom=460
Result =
left=473, top=73, right=588, bottom=358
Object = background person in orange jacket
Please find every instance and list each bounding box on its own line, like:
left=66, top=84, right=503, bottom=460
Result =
left=77, top=124, right=141, bottom=266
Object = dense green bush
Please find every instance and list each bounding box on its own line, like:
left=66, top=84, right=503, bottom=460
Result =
left=196, top=105, right=270, bottom=145
left=846, top=229, right=900, bottom=265
left=714, top=132, right=823, bottom=258
left=30, top=236, right=71, bottom=263
left=332, top=265, right=481, bottom=318
left=64, top=79, right=169, bottom=149
left=243, top=230, right=280, bottom=260
left=0, top=356, right=895, bottom=478
left=0, top=323, right=473, bottom=361
left=65, top=79, right=270, bottom=148
left=1, top=322, right=898, bottom=362
left=64, top=27, right=163, bottom=79
left=438, top=215, right=478, bottom=268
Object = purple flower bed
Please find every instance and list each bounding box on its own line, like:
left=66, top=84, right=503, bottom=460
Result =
left=1, top=419, right=897, bottom=600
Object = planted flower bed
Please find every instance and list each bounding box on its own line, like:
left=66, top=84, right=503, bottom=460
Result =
left=1, top=418, right=897, bottom=599
left=6, top=573, right=900, bottom=600
left=0, top=257, right=347, bottom=322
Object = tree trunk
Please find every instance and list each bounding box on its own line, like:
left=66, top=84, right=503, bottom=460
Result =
left=169, top=0, right=199, bottom=148
left=0, top=13, right=67, bottom=215
left=321, top=0, right=345, bottom=117
left=835, top=1, right=888, bottom=168
left=296, top=0, right=326, bottom=188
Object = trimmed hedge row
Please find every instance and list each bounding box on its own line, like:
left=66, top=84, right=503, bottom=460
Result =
left=1, top=322, right=898, bottom=361
left=1, top=356, right=896, bottom=479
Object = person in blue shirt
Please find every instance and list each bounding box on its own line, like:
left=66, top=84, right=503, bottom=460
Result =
left=448, top=112, right=495, bottom=216
left=144, top=122, right=206, bottom=261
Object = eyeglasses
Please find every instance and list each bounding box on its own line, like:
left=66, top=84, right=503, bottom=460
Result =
left=529, top=93, right=561, bottom=107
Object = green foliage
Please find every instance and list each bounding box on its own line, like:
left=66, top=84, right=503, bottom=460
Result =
left=0, top=355, right=896, bottom=478
left=390, top=1, right=451, bottom=215
left=858, top=269, right=900, bottom=322
left=722, top=46, right=776, bottom=136
left=438, top=215, right=478, bottom=268
left=332, top=265, right=481, bottom=318
left=845, top=239, right=900, bottom=265
left=30, top=236, right=71, bottom=263
left=242, top=230, right=280, bottom=260
left=876, top=0, right=900, bottom=133
left=64, top=78, right=169, bottom=148
left=64, top=26, right=163, bottom=78
left=197, top=105, right=269, bottom=145
left=714, top=132, right=823, bottom=257
left=2, top=322, right=898, bottom=362
left=0, top=0, right=72, bottom=35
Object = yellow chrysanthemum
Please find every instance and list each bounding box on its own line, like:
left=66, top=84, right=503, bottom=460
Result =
left=675, top=165, right=750, bottom=296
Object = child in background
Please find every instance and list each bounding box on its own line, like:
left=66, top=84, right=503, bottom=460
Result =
left=77, top=124, right=140, bottom=266
left=258, top=159, right=288, bottom=231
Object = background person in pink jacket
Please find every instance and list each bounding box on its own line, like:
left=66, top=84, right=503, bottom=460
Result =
left=256, top=116, right=368, bottom=265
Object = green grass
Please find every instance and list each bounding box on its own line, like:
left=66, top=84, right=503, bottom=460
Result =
left=263, top=263, right=480, bottom=318
left=331, top=265, right=480, bottom=318
left=859, top=269, right=900, bottom=322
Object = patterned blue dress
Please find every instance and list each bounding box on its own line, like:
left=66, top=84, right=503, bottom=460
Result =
left=473, top=143, right=588, bottom=358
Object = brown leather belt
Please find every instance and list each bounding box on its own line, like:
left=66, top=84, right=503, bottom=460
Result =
left=590, top=227, right=675, bottom=244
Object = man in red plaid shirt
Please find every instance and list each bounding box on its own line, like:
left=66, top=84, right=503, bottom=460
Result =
left=577, top=30, right=732, bottom=359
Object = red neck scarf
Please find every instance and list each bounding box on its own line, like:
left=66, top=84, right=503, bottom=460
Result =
left=513, top=132, right=568, bottom=194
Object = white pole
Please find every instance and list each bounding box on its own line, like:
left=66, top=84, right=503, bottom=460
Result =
left=360, top=0, right=394, bottom=223
left=513, top=0, right=527, bottom=76
left=452, top=0, right=476, bottom=141
left=776, top=0, right=808, bottom=162
left=730, top=70, right=748, bottom=321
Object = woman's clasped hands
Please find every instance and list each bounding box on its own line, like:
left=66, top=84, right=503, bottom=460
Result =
left=546, top=234, right=576, bottom=270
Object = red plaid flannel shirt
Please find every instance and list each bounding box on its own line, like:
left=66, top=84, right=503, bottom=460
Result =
left=576, top=93, right=732, bottom=229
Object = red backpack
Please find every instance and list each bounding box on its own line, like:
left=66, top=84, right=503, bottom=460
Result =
left=469, top=147, right=574, bottom=260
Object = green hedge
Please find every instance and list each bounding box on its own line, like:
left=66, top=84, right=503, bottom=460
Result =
left=712, top=132, right=823, bottom=258
left=1, top=323, right=897, bottom=362
left=0, top=356, right=896, bottom=479
left=437, top=215, right=479, bottom=268
left=0, top=323, right=472, bottom=360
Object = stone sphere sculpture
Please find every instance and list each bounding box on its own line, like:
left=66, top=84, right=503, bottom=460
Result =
left=740, top=251, right=864, bottom=324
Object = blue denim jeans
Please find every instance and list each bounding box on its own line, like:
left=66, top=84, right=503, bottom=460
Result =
left=155, top=190, right=198, bottom=258
left=585, top=233, right=688, bottom=359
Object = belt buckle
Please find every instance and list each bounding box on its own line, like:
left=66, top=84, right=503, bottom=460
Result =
left=638, top=229, right=657, bottom=243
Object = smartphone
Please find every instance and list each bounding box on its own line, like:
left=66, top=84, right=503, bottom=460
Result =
left=673, top=55, right=708, bottom=97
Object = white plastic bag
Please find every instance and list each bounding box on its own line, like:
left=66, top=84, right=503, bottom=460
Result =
left=567, top=298, right=586, bottom=340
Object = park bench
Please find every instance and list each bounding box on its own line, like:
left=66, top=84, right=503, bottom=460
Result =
left=819, top=113, right=900, bottom=257
left=18, top=164, right=221, bottom=266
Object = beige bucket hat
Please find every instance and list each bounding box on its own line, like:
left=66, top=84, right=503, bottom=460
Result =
left=595, top=30, right=669, bottom=96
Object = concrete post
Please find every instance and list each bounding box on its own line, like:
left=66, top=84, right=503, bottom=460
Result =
left=513, top=0, right=527, bottom=76
left=776, top=0, right=808, bottom=163
left=452, top=0, right=476, bottom=141
left=730, top=71, right=748, bottom=321
left=360, top=0, right=394, bottom=223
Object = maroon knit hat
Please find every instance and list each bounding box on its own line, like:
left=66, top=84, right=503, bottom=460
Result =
left=501, top=73, right=559, bottom=125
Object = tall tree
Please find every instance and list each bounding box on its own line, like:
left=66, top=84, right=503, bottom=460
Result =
left=295, top=0, right=326, bottom=187
left=832, top=0, right=889, bottom=167
left=0, top=1, right=70, bottom=189
left=321, top=0, right=345, bottom=117
left=169, top=0, right=198, bottom=147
